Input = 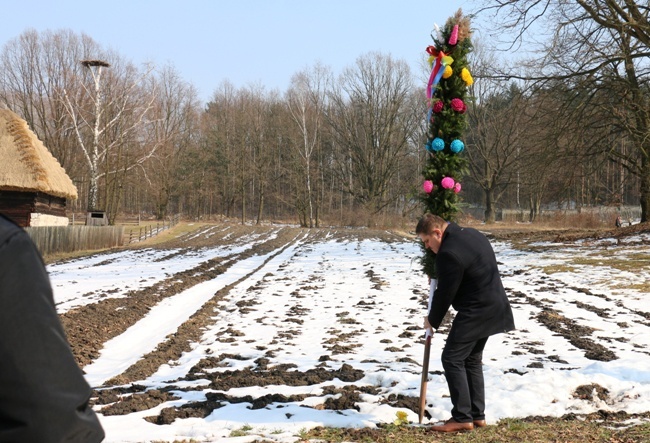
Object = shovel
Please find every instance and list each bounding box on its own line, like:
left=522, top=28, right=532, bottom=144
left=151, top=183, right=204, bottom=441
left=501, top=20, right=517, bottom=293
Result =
left=418, top=278, right=436, bottom=424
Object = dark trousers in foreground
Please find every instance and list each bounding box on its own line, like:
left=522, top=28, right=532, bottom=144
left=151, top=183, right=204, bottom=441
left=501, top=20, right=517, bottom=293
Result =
left=441, top=336, right=489, bottom=423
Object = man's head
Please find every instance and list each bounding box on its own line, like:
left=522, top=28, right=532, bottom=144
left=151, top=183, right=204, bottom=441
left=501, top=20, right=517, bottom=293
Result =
left=415, top=214, right=447, bottom=254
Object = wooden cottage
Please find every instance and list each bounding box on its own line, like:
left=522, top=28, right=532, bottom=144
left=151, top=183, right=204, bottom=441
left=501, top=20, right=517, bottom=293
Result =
left=0, top=108, right=78, bottom=227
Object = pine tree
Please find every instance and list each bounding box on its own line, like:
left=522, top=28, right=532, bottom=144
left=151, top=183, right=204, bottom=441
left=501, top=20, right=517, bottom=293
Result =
left=420, top=10, right=473, bottom=277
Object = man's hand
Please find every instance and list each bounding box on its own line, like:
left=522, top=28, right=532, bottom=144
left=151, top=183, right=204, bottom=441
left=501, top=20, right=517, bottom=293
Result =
left=423, top=316, right=434, bottom=336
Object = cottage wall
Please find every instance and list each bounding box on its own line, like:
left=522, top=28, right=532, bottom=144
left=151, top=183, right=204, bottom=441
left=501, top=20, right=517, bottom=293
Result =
left=0, top=191, right=68, bottom=227
left=30, top=213, right=69, bottom=227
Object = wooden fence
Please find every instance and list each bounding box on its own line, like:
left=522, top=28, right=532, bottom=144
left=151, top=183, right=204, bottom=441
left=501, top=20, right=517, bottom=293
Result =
left=124, top=214, right=181, bottom=244
left=25, top=214, right=182, bottom=256
left=25, top=225, right=124, bottom=256
left=501, top=205, right=641, bottom=224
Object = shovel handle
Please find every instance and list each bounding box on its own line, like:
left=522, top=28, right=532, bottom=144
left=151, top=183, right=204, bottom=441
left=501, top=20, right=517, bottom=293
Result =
left=418, top=334, right=432, bottom=424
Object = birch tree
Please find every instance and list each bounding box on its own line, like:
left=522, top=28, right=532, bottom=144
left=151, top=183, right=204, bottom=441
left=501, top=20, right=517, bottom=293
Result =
left=62, top=56, right=156, bottom=212
left=286, top=64, right=330, bottom=227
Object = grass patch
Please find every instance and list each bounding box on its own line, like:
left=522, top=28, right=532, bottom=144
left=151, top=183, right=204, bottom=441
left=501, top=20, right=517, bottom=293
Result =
left=573, top=255, right=650, bottom=273
left=302, top=418, right=650, bottom=442
left=229, top=424, right=253, bottom=437
left=541, top=264, right=577, bottom=274
left=540, top=251, right=650, bottom=276
left=150, top=440, right=200, bottom=443
left=610, top=282, right=650, bottom=293
left=123, top=221, right=208, bottom=246
left=43, top=247, right=112, bottom=264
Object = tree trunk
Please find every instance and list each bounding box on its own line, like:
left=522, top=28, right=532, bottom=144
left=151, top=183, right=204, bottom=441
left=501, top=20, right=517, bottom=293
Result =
left=529, top=195, right=541, bottom=222
left=241, top=189, right=246, bottom=225
left=641, top=156, right=650, bottom=223
left=256, top=189, right=264, bottom=225
left=484, top=188, right=496, bottom=224
left=299, top=210, right=307, bottom=228
left=307, top=161, right=314, bottom=228
left=88, top=169, right=99, bottom=211
left=157, top=202, right=168, bottom=220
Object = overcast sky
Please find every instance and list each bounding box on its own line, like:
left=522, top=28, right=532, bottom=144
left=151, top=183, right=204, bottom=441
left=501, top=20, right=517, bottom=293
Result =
left=1, top=0, right=478, bottom=102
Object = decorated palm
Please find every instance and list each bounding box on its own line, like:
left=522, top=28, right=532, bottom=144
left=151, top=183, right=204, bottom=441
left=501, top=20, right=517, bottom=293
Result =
left=420, top=9, right=473, bottom=278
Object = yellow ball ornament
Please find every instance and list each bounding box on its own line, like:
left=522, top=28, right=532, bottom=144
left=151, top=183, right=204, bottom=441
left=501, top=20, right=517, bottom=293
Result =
left=461, top=67, right=474, bottom=86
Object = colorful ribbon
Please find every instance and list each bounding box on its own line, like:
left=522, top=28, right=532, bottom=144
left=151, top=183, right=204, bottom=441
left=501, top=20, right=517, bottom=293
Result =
left=426, top=48, right=454, bottom=103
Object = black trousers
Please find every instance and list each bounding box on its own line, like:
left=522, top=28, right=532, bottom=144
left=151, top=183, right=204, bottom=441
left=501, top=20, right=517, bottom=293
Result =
left=441, top=336, right=489, bottom=423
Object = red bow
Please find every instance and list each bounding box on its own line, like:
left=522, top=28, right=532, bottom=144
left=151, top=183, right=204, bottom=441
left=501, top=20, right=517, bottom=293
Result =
left=426, top=46, right=439, bottom=56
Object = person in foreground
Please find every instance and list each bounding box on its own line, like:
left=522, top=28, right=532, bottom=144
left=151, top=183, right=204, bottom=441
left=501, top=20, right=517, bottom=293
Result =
left=416, top=214, right=515, bottom=433
left=0, top=214, right=105, bottom=442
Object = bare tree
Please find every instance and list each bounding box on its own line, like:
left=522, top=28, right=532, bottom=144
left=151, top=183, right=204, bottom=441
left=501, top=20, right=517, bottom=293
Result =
left=286, top=64, right=330, bottom=227
left=480, top=0, right=650, bottom=221
left=244, top=85, right=280, bottom=225
left=138, top=65, right=201, bottom=219
left=203, top=82, right=274, bottom=224
left=325, top=52, right=418, bottom=221
left=203, top=81, right=240, bottom=219
left=467, top=82, right=529, bottom=223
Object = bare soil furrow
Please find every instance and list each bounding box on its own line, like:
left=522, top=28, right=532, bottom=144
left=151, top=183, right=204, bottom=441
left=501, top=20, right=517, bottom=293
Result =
left=95, top=228, right=307, bottom=386
left=95, top=232, right=428, bottom=423
left=61, top=226, right=303, bottom=368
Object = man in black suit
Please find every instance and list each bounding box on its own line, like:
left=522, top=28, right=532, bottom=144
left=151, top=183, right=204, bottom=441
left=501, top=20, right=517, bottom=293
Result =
left=416, top=214, right=515, bottom=432
left=0, top=214, right=105, bottom=442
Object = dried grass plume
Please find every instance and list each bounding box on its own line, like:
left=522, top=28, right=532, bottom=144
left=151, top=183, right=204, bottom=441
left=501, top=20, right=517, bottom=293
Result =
left=447, top=9, right=472, bottom=43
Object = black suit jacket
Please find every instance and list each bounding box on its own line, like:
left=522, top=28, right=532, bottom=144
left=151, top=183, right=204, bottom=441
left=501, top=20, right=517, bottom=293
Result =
left=0, top=215, right=104, bottom=442
left=428, top=223, right=515, bottom=343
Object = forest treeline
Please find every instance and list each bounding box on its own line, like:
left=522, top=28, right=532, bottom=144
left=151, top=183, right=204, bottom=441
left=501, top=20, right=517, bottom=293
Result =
left=1, top=1, right=648, bottom=226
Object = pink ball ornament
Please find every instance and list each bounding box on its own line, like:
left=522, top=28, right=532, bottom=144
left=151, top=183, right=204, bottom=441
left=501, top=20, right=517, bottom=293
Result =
left=450, top=98, right=466, bottom=113
left=422, top=180, right=434, bottom=194
left=432, top=100, right=444, bottom=113
left=441, top=177, right=455, bottom=189
left=453, top=182, right=462, bottom=193
left=449, top=98, right=467, bottom=114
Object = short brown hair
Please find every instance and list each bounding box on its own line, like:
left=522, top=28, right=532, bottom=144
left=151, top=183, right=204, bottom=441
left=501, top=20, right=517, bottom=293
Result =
left=415, top=213, right=446, bottom=235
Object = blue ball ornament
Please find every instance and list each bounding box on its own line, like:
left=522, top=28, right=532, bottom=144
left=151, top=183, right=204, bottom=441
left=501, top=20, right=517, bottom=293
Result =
left=432, top=137, right=445, bottom=152
left=425, top=141, right=435, bottom=153
left=450, top=139, right=465, bottom=153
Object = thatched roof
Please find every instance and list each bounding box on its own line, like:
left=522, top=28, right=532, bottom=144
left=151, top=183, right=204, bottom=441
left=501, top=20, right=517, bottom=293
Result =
left=0, top=108, right=78, bottom=200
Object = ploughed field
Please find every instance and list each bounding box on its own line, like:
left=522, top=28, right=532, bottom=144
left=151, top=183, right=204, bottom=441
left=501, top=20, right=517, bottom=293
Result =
left=48, top=222, right=650, bottom=442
